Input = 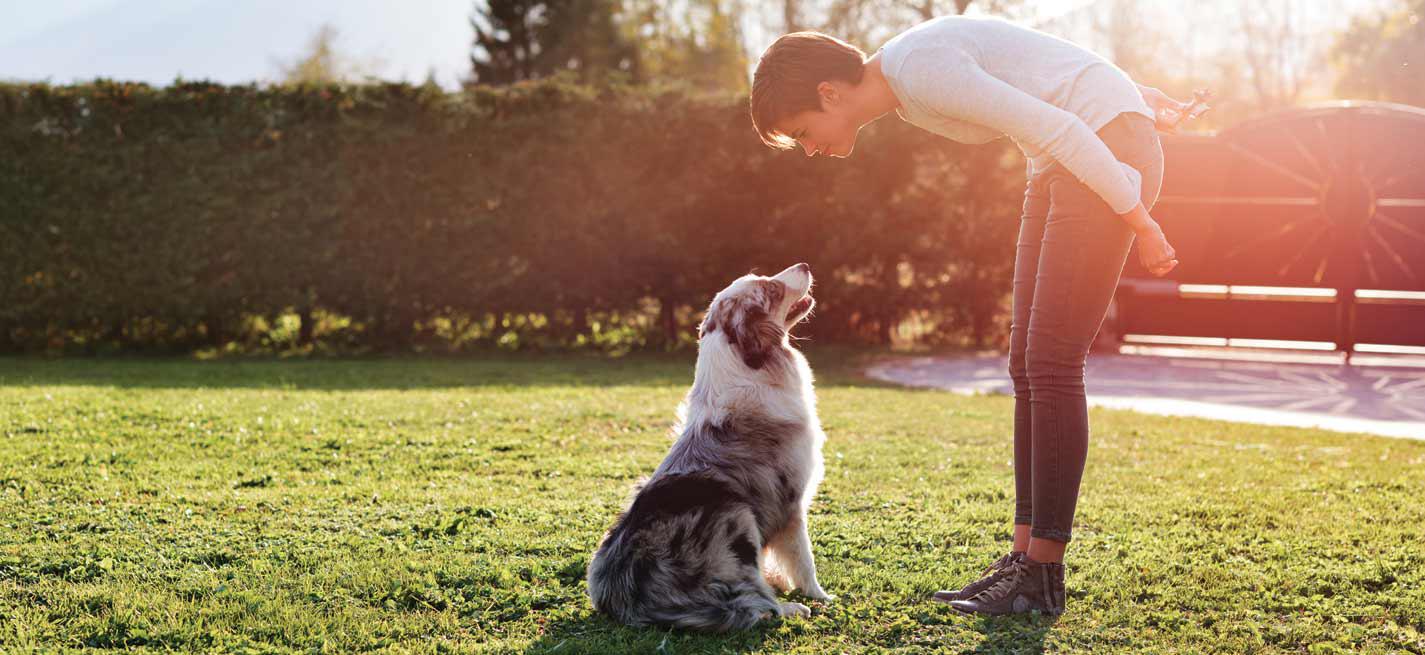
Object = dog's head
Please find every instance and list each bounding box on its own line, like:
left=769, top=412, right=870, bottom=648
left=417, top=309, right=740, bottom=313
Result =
left=698, top=263, right=816, bottom=369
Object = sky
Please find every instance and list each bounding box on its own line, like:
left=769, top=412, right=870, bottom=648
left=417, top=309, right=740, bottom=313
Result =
left=1, top=0, right=1101, bottom=90
left=0, top=0, right=1391, bottom=91
left=0, top=0, right=477, bottom=88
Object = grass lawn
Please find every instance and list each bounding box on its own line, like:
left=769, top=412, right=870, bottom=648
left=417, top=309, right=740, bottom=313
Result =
left=1, top=352, right=1422, bottom=654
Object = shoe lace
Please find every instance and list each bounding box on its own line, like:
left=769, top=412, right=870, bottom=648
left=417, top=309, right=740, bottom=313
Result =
left=970, top=561, right=1028, bottom=602
left=978, top=553, right=1013, bottom=578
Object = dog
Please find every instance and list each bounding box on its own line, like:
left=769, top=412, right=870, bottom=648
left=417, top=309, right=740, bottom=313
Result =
left=586, top=262, right=832, bottom=632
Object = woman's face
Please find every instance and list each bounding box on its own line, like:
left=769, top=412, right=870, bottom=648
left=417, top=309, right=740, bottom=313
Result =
left=776, top=83, right=861, bottom=158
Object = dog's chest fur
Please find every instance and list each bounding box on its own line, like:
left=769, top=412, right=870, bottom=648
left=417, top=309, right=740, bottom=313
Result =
left=649, top=348, right=824, bottom=537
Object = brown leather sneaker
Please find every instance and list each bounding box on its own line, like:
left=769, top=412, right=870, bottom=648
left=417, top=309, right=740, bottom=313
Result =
left=947, top=559, right=1065, bottom=616
left=930, top=551, right=1026, bottom=603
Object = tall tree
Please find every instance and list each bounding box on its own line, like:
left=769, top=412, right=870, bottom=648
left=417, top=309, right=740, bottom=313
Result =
left=770, top=0, right=1024, bottom=54
left=784, top=0, right=803, bottom=31
left=533, top=0, right=639, bottom=82
left=623, top=0, right=750, bottom=93
left=276, top=24, right=378, bottom=84
left=1333, top=0, right=1425, bottom=106
left=1088, top=0, right=1164, bottom=81
left=1235, top=0, right=1313, bottom=110
left=470, top=0, right=543, bottom=84
left=469, top=0, right=637, bottom=85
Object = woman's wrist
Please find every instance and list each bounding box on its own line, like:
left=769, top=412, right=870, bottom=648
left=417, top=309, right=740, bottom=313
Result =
left=1118, top=203, right=1158, bottom=235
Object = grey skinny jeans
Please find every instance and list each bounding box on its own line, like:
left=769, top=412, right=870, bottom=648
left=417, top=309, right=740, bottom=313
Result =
left=1009, top=112, right=1163, bottom=543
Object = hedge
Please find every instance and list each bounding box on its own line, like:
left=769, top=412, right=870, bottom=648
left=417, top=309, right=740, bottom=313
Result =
left=0, top=77, right=1025, bottom=354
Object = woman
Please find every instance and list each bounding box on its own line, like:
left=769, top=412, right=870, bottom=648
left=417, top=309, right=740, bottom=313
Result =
left=749, top=15, right=1203, bottom=616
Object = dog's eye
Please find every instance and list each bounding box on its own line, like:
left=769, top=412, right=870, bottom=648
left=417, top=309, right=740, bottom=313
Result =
left=762, top=282, right=783, bottom=305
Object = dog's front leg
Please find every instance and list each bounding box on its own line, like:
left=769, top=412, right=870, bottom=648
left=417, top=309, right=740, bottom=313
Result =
left=767, top=514, right=833, bottom=601
left=760, top=548, right=794, bottom=593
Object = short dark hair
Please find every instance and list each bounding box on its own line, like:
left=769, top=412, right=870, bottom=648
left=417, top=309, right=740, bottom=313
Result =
left=750, top=32, right=867, bottom=150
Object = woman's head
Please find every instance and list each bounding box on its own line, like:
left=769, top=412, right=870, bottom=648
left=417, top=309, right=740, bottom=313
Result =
left=751, top=31, right=867, bottom=157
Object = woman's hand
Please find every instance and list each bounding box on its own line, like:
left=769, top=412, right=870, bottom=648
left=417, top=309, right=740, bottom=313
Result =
left=1120, top=203, right=1178, bottom=276
left=1135, top=220, right=1179, bottom=277
left=1137, top=85, right=1212, bottom=134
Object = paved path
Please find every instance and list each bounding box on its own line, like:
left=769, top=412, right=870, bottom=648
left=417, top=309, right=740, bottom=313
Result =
left=864, top=348, right=1425, bottom=440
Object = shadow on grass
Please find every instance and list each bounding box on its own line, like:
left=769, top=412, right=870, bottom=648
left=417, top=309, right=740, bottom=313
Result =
left=0, top=347, right=922, bottom=391
left=522, top=606, right=1057, bottom=654
left=522, top=612, right=781, bottom=655
left=0, top=353, right=692, bottom=391
left=966, top=613, right=1059, bottom=654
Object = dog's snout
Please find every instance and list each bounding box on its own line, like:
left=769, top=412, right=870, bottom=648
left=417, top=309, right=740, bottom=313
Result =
left=771, top=263, right=813, bottom=298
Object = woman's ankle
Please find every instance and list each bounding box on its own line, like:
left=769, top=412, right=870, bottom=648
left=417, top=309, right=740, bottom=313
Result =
left=1012, top=523, right=1032, bottom=553
left=1026, top=536, right=1067, bottom=564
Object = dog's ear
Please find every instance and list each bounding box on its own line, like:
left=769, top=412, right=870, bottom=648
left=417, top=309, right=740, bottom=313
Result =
left=732, top=305, right=774, bottom=369
left=698, top=300, right=722, bottom=340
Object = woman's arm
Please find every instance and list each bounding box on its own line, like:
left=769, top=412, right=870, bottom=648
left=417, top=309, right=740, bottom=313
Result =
left=897, top=48, right=1143, bottom=214
left=896, top=51, right=1183, bottom=277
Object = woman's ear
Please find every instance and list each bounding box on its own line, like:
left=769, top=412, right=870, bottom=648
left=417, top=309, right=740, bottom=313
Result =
left=817, top=80, right=839, bottom=107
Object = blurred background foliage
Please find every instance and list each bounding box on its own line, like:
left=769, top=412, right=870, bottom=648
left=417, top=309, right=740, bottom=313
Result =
left=470, top=0, right=1423, bottom=126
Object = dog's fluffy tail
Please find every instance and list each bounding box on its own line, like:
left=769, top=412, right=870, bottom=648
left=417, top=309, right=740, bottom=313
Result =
left=587, top=539, right=782, bottom=632
left=587, top=473, right=784, bottom=632
left=644, top=581, right=780, bottom=632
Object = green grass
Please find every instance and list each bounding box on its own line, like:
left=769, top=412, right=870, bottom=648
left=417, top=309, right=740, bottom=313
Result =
left=1, top=352, right=1422, bottom=654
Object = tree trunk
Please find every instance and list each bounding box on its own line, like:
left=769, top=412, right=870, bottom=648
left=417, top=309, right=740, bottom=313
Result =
left=371, top=313, right=411, bottom=352
left=573, top=306, right=588, bottom=340
left=0, top=322, right=15, bottom=354
left=660, top=298, right=678, bottom=348
left=783, top=0, right=802, bottom=31
left=298, top=306, right=316, bottom=346
left=203, top=315, right=225, bottom=347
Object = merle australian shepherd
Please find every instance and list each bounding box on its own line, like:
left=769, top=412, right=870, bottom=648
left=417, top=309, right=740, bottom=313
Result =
left=586, top=263, right=832, bottom=631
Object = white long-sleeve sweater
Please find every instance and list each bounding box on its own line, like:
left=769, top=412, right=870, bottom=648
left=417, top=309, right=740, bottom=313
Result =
left=878, top=15, right=1155, bottom=214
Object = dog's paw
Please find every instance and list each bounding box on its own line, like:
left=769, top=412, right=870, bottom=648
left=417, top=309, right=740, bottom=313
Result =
left=778, top=602, right=811, bottom=618
left=803, top=587, right=835, bottom=602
